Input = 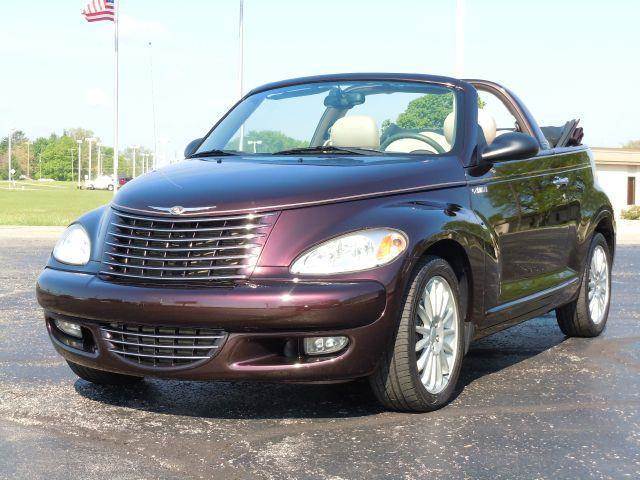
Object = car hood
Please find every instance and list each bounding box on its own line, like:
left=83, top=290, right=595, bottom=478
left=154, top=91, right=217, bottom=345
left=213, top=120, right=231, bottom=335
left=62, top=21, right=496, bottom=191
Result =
left=112, top=155, right=465, bottom=215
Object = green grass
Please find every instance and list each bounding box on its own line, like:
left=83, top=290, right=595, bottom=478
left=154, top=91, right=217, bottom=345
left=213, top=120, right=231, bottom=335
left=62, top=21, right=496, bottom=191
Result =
left=0, top=181, right=113, bottom=226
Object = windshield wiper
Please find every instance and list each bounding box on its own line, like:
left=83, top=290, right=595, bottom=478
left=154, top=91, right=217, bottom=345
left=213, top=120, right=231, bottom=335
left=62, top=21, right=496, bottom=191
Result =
left=274, top=145, right=384, bottom=156
left=189, top=149, right=239, bottom=158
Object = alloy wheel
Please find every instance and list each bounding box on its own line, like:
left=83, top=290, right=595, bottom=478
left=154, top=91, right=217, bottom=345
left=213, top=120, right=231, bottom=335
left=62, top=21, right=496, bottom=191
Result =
left=588, top=245, right=609, bottom=325
left=415, top=276, right=459, bottom=394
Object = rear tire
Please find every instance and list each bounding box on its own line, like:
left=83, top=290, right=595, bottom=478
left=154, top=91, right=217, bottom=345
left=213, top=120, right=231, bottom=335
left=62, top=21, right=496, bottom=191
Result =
left=67, top=361, right=143, bottom=385
left=369, top=256, right=465, bottom=412
left=556, top=233, right=611, bottom=337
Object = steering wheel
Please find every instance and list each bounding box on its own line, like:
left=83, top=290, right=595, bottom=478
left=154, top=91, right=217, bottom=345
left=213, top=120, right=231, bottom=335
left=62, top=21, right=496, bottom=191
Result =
left=380, top=132, right=446, bottom=154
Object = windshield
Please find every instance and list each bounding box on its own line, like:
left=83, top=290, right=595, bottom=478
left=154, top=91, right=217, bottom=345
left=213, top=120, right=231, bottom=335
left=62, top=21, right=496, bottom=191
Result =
left=195, top=81, right=460, bottom=157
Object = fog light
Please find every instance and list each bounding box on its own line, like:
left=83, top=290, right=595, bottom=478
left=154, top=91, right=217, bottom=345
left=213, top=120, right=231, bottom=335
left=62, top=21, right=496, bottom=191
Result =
left=54, top=319, right=83, bottom=339
left=303, top=336, right=349, bottom=355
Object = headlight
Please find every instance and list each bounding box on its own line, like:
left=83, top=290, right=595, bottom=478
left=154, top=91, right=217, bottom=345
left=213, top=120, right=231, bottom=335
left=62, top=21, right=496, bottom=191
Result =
left=290, top=228, right=407, bottom=275
left=53, top=224, right=91, bottom=266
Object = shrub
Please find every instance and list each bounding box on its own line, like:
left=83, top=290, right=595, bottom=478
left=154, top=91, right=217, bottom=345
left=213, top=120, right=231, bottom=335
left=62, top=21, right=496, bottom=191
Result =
left=621, top=206, right=640, bottom=220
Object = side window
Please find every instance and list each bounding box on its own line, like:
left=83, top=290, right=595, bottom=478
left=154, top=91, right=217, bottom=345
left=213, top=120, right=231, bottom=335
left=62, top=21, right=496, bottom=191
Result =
left=478, top=90, right=520, bottom=138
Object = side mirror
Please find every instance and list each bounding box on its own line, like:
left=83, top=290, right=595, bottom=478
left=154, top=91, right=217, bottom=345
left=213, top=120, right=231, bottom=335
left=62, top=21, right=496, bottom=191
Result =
left=184, top=138, right=203, bottom=158
left=481, top=132, right=539, bottom=163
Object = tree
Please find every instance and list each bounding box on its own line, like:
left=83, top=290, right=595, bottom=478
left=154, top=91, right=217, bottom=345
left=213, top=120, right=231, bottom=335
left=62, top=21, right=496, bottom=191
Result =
left=63, top=128, right=95, bottom=142
left=623, top=140, right=640, bottom=150
left=396, top=94, right=485, bottom=131
left=0, top=130, right=29, bottom=179
left=229, top=130, right=307, bottom=153
left=397, top=94, right=455, bottom=130
left=0, top=127, right=150, bottom=181
left=40, top=135, right=77, bottom=180
left=381, top=119, right=392, bottom=135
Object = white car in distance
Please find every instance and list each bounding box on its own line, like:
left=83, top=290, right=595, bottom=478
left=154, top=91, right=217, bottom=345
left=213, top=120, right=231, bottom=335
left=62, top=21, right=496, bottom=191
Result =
left=84, top=175, right=115, bottom=191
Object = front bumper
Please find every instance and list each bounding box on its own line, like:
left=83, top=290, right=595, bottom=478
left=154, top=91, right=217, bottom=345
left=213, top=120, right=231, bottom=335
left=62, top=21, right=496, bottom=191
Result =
left=37, top=268, right=392, bottom=382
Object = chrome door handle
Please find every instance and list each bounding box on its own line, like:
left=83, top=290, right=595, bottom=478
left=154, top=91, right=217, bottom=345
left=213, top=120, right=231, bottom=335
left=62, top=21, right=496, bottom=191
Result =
left=552, top=176, right=570, bottom=188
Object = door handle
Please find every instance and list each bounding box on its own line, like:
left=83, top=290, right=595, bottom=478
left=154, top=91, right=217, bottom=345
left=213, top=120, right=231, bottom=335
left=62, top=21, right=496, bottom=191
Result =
left=552, top=176, right=570, bottom=188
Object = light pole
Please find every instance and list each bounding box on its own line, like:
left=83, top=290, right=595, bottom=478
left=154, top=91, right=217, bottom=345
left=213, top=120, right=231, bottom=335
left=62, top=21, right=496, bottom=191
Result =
left=85, top=137, right=96, bottom=181
left=248, top=140, right=262, bottom=153
left=68, top=148, right=75, bottom=183
left=26, top=140, right=31, bottom=178
left=76, top=139, right=82, bottom=188
left=141, top=153, right=147, bottom=174
left=97, top=142, right=102, bottom=175
left=158, top=138, right=170, bottom=168
left=131, top=145, right=139, bottom=178
left=7, top=129, right=14, bottom=183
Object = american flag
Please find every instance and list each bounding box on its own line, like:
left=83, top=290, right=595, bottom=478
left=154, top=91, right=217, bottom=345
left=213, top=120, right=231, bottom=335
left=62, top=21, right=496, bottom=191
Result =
left=82, top=0, right=115, bottom=23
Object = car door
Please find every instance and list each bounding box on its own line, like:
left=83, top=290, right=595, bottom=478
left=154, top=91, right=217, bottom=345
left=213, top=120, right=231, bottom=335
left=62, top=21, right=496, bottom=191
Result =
left=468, top=87, right=578, bottom=327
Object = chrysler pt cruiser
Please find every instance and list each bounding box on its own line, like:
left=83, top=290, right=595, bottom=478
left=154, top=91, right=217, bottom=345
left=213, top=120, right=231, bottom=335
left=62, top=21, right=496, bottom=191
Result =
left=37, top=74, right=615, bottom=412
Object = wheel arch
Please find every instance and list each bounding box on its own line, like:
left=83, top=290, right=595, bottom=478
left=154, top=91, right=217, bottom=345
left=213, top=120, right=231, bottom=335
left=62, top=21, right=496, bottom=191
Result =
left=414, top=237, right=479, bottom=353
left=408, top=226, right=486, bottom=332
left=593, top=211, right=616, bottom=260
left=422, top=240, right=472, bottom=307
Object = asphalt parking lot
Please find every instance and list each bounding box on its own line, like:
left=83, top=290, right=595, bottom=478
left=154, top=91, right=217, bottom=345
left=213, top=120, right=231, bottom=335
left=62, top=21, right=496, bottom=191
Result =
left=1, top=234, right=639, bottom=479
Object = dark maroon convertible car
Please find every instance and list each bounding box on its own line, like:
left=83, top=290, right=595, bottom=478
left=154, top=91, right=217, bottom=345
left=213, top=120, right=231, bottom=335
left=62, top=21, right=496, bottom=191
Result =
left=37, top=74, right=615, bottom=411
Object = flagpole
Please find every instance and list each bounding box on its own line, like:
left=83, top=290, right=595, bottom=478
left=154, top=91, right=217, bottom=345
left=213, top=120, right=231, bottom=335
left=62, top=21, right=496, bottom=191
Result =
left=148, top=42, right=158, bottom=169
left=113, top=0, right=119, bottom=195
left=238, top=0, right=245, bottom=151
left=454, top=0, right=465, bottom=78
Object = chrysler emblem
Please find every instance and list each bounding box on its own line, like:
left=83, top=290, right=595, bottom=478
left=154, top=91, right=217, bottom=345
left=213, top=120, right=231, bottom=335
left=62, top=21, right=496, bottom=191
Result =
left=148, top=205, right=216, bottom=215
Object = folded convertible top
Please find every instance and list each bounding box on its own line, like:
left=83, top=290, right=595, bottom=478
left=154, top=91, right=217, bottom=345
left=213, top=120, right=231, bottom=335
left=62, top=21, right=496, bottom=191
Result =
left=541, top=119, right=583, bottom=148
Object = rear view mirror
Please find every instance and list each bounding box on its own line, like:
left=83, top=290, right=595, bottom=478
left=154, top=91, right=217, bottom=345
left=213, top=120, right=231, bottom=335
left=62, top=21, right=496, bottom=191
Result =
left=481, top=132, right=539, bottom=163
left=184, top=138, right=203, bottom=158
left=324, top=90, right=365, bottom=108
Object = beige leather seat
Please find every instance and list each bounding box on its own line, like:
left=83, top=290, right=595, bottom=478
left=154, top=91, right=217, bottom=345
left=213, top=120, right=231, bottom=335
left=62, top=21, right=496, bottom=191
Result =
left=445, top=110, right=497, bottom=146
left=327, top=111, right=497, bottom=153
left=477, top=111, right=497, bottom=144
left=384, top=112, right=458, bottom=154
left=329, top=115, right=380, bottom=150
left=444, top=112, right=456, bottom=145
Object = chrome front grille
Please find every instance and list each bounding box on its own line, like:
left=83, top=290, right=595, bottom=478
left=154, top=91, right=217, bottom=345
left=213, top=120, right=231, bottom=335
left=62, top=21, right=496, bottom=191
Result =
left=101, top=323, right=227, bottom=367
left=100, top=208, right=278, bottom=286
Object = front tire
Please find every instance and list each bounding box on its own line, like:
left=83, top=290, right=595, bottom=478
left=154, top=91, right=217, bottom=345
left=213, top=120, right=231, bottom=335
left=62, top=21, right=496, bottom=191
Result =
left=369, top=256, right=465, bottom=412
left=67, top=361, right=143, bottom=385
left=556, top=233, right=611, bottom=337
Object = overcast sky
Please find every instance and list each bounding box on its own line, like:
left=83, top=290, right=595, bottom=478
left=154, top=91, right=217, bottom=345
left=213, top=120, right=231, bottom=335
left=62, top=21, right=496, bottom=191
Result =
left=1, top=0, right=639, bottom=161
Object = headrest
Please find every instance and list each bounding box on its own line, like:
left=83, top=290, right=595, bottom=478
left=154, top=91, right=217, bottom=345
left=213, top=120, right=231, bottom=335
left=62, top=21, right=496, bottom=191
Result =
left=445, top=111, right=497, bottom=145
left=329, top=115, right=380, bottom=150
left=444, top=112, right=456, bottom=145
left=478, top=110, right=497, bottom=144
